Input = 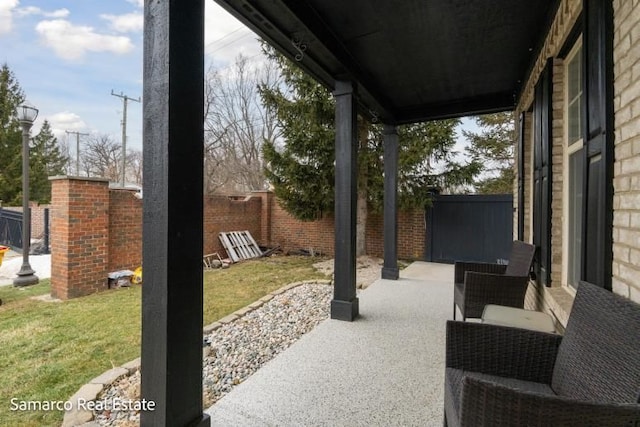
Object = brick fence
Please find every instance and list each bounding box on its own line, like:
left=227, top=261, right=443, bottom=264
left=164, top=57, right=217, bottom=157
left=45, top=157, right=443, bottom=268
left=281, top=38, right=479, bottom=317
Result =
left=50, top=177, right=425, bottom=299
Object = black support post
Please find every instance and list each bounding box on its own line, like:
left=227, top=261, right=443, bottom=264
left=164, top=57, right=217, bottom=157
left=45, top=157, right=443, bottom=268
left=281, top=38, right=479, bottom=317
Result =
left=331, top=81, right=359, bottom=321
left=382, top=124, right=399, bottom=280
left=141, top=1, right=209, bottom=426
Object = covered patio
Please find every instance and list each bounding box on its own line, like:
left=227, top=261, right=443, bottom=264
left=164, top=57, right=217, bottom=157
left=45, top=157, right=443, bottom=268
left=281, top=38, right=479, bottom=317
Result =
left=205, top=262, right=453, bottom=426
left=139, top=1, right=580, bottom=426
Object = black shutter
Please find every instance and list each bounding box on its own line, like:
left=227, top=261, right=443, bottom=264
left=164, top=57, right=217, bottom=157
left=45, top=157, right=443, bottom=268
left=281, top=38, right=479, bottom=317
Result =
left=582, top=0, right=613, bottom=290
left=533, top=61, right=553, bottom=287
left=518, top=112, right=525, bottom=241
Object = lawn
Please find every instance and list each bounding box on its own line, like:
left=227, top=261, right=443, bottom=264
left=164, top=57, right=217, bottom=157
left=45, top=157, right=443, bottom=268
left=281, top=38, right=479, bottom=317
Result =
left=0, top=255, right=327, bottom=427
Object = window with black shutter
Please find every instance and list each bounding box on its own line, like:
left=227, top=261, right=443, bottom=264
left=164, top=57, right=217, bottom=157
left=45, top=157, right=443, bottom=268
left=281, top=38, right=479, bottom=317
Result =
left=581, top=0, right=613, bottom=290
left=532, top=61, right=553, bottom=287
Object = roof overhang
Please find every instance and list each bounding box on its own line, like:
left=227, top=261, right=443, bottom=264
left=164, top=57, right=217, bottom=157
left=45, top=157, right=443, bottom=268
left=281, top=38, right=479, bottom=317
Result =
left=214, top=0, right=560, bottom=124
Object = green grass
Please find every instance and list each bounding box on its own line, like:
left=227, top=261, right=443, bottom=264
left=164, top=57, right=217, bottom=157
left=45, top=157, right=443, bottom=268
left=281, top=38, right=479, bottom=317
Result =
left=0, top=256, right=327, bottom=427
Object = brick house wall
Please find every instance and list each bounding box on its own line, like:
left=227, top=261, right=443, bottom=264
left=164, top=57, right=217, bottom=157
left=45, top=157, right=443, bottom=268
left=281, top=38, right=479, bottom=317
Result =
left=516, top=0, right=582, bottom=327
left=517, top=0, right=640, bottom=328
left=612, top=0, right=640, bottom=302
left=550, top=58, right=565, bottom=287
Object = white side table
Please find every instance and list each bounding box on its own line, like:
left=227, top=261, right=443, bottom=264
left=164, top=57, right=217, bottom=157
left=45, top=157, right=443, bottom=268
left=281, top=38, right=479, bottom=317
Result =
left=481, top=304, right=557, bottom=334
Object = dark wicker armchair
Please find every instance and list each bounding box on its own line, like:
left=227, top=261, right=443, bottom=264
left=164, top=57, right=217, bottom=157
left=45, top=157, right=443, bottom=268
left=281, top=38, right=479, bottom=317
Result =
left=453, top=240, right=535, bottom=320
left=444, top=281, right=640, bottom=427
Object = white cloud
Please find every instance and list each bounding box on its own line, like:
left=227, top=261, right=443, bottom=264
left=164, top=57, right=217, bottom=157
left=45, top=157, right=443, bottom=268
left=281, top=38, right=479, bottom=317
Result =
left=17, top=6, right=69, bottom=18
left=47, top=111, right=88, bottom=140
left=0, top=0, right=18, bottom=36
left=100, top=12, right=143, bottom=33
left=35, top=19, right=134, bottom=60
left=127, top=0, right=143, bottom=8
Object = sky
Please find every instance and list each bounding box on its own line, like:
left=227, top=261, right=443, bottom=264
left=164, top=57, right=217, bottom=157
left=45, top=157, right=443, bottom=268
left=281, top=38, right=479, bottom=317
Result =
left=0, top=0, right=263, bottom=155
left=0, top=0, right=477, bottom=164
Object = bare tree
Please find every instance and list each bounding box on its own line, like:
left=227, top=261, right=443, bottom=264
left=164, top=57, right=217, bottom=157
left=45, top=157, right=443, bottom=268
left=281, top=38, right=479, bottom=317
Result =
left=82, top=134, right=122, bottom=181
left=204, top=54, right=281, bottom=194
left=126, top=149, right=143, bottom=185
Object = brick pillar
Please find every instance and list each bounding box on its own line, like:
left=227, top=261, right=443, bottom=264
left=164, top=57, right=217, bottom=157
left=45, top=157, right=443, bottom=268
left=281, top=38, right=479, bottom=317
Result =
left=253, top=190, right=273, bottom=246
left=50, top=177, right=110, bottom=299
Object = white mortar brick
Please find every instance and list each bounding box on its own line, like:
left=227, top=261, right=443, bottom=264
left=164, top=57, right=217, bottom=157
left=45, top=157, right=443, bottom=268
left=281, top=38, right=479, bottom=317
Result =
left=616, top=141, right=634, bottom=159
left=630, top=247, right=640, bottom=265
left=621, top=155, right=640, bottom=174
left=617, top=228, right=640, bottom=247
left=614, top=211, right=631, bottom=227
left=618, top=262, right=640, bottom=285
left=614, top=243, right=631, bottom=263
left=612, top=277, right=631, bottom=298
left=630, top=284, right=640, bottom=303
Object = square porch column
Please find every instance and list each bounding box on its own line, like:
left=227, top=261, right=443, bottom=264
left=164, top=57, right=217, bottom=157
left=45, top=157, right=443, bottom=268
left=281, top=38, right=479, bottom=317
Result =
left=382, top=125, right=399, bottom=280
left=141, top=1, right=209, bottom=426
left=331, top=81, right=359, bottom=321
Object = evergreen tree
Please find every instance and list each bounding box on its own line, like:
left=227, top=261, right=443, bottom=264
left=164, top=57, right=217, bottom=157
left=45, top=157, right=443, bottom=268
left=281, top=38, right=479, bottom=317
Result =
left=30, top=120, right=67, bottom=203
left=0, top=63, right=25, bottom=205
left=464, top=112, right=515, bottom=194
left=259, top=47, right=480, bottom=222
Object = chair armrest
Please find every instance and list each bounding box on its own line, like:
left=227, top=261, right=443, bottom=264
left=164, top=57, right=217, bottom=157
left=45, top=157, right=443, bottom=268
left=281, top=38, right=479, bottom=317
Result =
left=462, top=272, right=529, bottom=309
left=459, top=377, right=640, bottom=427
left=446, top=321, right=561, bottom=383
left=454, top=261, right=507, bottom=283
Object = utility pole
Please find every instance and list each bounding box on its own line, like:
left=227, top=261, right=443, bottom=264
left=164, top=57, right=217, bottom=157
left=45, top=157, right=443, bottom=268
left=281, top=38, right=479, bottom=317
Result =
left=65, top=130, right=89, bottom=176
left=111, top=90, right=141, bottom=187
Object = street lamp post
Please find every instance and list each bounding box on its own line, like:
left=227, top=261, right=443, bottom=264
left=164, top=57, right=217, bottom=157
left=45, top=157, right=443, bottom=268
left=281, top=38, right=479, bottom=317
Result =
left=13, top=103, right=39, bottom=287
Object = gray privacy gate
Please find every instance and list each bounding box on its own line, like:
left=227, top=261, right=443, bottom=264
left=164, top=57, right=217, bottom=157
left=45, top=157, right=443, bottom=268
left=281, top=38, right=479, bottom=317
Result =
left=425, top=194, right=513, bottom=264
left=0, top=208, right=23, bottom=250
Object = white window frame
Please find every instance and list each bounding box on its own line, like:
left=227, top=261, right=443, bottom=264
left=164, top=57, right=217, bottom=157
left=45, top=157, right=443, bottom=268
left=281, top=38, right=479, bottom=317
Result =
left=561, top=37, right=583, bottom=294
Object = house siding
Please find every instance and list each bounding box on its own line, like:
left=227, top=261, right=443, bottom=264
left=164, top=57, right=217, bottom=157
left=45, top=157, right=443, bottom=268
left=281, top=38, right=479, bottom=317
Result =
left=551, top=58, right=565, bottom=287
left=517, top=0, right=640, bottom=327
left=612, top=0, right=640, bottom=303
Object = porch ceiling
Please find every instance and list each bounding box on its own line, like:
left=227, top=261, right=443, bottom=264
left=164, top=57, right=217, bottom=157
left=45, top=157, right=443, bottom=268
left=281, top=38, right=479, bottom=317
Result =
left=214, top=0, right=560, bottom=124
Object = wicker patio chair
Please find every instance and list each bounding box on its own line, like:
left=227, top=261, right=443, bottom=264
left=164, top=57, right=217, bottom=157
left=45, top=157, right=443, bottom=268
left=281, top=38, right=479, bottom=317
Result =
left=444, top=281, right=640, bottom=427
left=453, top=240, right=535, bottom=320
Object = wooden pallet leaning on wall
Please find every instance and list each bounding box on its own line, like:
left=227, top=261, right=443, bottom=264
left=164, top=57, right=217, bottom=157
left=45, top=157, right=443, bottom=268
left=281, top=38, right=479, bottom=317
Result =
left=219, top=230, right=262, bottom=263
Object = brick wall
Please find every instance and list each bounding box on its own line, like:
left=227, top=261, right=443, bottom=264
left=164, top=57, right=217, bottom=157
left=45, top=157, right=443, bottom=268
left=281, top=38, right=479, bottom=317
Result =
left=269, top=200, right=335, bottom=256
left=50, top=177, right=110, bottom=300
left=204, top=195, right=262, bottom=255
left=50, top=181, right=427, bottom=299
left=108, top=190, right=142, bottom=272
left=612, top=0, right=640, bottom=303
left=267, top=198, right=425, bottom=260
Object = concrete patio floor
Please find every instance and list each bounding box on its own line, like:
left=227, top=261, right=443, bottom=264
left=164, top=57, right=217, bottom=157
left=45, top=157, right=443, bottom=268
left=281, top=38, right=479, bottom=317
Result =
left=206, top=261, right=453, bottom=426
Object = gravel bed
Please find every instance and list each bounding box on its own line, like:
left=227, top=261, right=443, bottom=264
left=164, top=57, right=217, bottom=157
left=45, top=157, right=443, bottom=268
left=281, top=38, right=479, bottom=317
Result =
left=93, top=282, right=332, bottom=426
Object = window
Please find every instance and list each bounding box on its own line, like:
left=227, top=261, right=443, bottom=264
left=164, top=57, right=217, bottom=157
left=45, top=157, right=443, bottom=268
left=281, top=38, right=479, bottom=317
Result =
left=565, top=40, right=583, bottom=289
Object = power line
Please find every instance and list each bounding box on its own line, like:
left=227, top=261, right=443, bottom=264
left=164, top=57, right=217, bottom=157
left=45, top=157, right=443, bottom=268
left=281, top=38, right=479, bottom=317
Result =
left=205, top=27, right=246, bottom=48
left=111, top=90, right=141, bottom=187
left=205, top=32, right=255, bottom=55
left=65, top=130, right=89, bottom=176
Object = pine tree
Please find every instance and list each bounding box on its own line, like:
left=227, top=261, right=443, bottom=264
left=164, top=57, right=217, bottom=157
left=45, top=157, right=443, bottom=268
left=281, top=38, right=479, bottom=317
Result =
left=464, top=112, right=515, bottom=194
left=0, top=63, right=26, bottom=205
left=30, top=120, right=67, bottom=203
left=259, top=47, right=480, bottom=223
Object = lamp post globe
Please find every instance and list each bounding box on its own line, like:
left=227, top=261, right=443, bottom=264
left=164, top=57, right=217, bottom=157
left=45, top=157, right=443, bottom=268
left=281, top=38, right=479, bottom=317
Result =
left=13, top=102, right=39, bottom=287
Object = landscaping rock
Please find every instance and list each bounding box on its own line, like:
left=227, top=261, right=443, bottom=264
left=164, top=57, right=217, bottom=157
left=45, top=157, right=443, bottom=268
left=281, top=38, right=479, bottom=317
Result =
left=92, top=281, right=333, bottom=426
